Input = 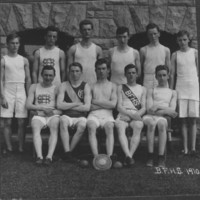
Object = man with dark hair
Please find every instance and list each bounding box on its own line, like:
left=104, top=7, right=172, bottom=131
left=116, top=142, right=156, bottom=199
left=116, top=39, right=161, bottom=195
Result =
left=115, top=64, right=146, bottom=167
left=32, top=26, right=66, bottom=86
left=0, top=32, right=31, bottom=154
left=109, top=26, right=141, bottom=85
left=143, top=65, right=177, bottom=167
left=57, top=62, right=91, bottom=162
left=140, top=23, right=170, bottom=89
left=67, top=19, right=102, bottom=85
left=87, top=58, right=117, bottom=161
left=26, top=65, right=61, bottom=165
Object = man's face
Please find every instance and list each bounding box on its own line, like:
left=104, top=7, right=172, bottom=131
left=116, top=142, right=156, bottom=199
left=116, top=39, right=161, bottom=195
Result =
left=96, top=63, right=109, bottom=80
left=177, top=34, right=189, bottom=50
left=7, top=37, right=20, bottom=54
left=125, top=68, right=138, bottom=83
left=45, top=31, right=58, bottom=46
left=147, top=28, right=160, bottom=43
left=116, top=32, right=129, bottom=46
left=80, top=24, right=93, bottom=39
left=156, top=69, right=169, bottom=86
left=42, top=69, right=55, bottom=85
left=70, top=66, right=82, bottom=81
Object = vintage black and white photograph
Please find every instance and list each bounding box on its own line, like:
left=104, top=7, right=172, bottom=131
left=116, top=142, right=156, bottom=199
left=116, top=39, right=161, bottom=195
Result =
left=0, top=0, right=200, bottom=199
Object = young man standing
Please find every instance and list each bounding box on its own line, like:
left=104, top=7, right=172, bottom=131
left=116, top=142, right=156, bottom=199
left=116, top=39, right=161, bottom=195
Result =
left=115, top=64, right=146, bottom=167
left=109, top=27, right=141, bottom=85
left=143, top=65, right=177, bottom=167
left=87, top=58, right=117, bottom=161
left=32, top=26, right=66, bottom=86
left=67, top=19, right=102, bottom=85
left=26, top=65, right=61, bottom=165
left=57, top=62, right=91, bottom=162
left=140, top=23, right=170, bottom=89
left=0, top=33, right=31, bottom=153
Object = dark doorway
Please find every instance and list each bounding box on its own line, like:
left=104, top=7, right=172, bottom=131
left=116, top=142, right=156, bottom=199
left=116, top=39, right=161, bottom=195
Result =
left=128, top=31, right=179, bottom=54
left=17, top=28, right=74, bottom=56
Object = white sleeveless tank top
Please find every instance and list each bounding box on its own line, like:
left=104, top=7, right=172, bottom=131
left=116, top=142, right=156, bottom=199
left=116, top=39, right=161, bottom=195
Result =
left=4, top=55, right=25, bottom=83
left=38, top=47, right=61, bottom=86
left=122, top=84, right=144, bottom=111
left=176, top=48, right=199, bottom=100
left=74, top=43, right=97, bottom=85
left=153, top=87, right=172, bottom=107
left=35, top=83, right=56, bottom=109
left=110, top=47, right=137, bottom=85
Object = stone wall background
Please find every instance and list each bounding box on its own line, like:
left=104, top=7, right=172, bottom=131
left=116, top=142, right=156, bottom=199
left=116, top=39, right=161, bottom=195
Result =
left=0, top=0, right=197, bottom=52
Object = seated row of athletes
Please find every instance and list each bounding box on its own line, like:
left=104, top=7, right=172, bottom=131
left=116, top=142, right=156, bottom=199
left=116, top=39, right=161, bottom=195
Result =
left=0, top=19, right=199, bottom=168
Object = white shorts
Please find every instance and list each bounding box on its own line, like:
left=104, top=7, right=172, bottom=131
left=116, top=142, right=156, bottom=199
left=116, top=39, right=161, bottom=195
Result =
left=31, top=115, right=59, bottom=128
left=178, top=99, right=199, bottom=118
left=87, top=113, right=115, bottom=127
left=143, top=115, right=168, bottom=125
left=61, top=115, right=87, bottom=127
left=0, top=83, right=27, bottom=118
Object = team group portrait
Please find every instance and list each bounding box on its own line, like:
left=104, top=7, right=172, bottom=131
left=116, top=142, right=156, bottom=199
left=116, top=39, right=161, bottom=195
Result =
left=0, top=0, right=200, bottom=199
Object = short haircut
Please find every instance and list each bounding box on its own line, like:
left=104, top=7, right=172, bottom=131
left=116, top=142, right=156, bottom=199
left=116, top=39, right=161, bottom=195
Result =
left=6, top=32, right=20, bottom=44
left=79, top=19, right=93, bottom=30
left=155, top=65, right=169, bottom=75
left=124, top=64, right=138, bottom=74
left=69, top=62, right=83, bottom=72
left=45, top=26, right=59, bottom=35
left=146, top=23, right=160, bottom=33
left=116, top=26, right=129, bottom=36
left=95, top=58, right=109, bottom=70
left=177, top=30, right=190, bottom=39
left=41, top=65, right=56, bottom=76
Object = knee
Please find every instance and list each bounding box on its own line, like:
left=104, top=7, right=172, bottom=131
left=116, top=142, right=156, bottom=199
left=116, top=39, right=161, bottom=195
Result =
left=146, top=120, right=156, bottom=132
left=87, top=121, right=97, bottom=135
left=104, top=122, right=114, bottom=132
left=49, top=118, right=60, bottom=131
left=77, top=121, right=86, bottom=133
left=130, top=121, right=144, bottom=131
left=157, top=120, right=167, bottom=132
left=60, top=116, right=69, bottom=129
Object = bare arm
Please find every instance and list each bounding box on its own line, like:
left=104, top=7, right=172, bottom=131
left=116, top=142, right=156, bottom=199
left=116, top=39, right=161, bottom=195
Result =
left=146, top=89, right=154, bottom=114
left=135, top=50, right=141, bottom=78
left=32, top=50, right=40, bottom=83
left=139, top=47, right=146, bottom=84
left=136, top=87, right=146, bottom=116
left=92, top=83, right=117, bottom=109
left=170, top=52, right=176, bottom=89
left=66, top=45, right=76, bottom=80
left=165, top=47, right=171, bottom=86
left=96, top=45, right=103, bottom=59
left=195, top=49, right=199, bottom=76
left=56, top=83, right=82, bottom=110
left=72, top=83, right=91, bottom=112
left=59, top=50, right=66, bottom=82
left=24, top=57, right=31, bottom=95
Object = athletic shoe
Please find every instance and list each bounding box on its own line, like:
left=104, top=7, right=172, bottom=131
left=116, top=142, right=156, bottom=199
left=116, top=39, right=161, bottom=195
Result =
left=44, top=158, right=52, bottom=166
left=35, top=157, right=43, bottom=165
left=190, top=150, right=200, bottom=158
left=158, top=157, right=166, bottom=168
left=2, top=148, right=13, bottom=157
left=62, top=151, right=79, bottom=163
left=146, top=159, right=154, bottom=167
left=124, top=156, right=135, bottom=167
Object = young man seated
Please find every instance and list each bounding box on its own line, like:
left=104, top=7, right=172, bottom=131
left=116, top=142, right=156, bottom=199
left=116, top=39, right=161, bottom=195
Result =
left=143, top=65, right=177, bottom=167
left=26, top=65, right=61, bottom=165
left=56, top=62, right=91, bottom=162
left=115, top=64, right=146, bottom=167
left=87, top=58, right=117, bottom=163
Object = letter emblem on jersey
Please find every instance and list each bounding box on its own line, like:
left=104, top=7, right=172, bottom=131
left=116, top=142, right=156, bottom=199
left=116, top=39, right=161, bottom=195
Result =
left=43, top=58, right=55, bottom=67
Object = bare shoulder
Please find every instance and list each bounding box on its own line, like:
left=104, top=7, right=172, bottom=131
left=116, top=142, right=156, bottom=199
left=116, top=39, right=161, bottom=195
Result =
left=68, top=44, right=77, bottom=54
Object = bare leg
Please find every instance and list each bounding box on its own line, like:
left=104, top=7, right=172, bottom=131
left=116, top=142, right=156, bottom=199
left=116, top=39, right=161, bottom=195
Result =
left=115, top=120, right=131, bottom=157
left=104, top=122, right=114, bottom=156
left=144, top=117, right=156, bottom=153
left=31, top=119, right=44, bottom=159
left=129, top=120, right=143, bottom=157
left=70, top=120, right=86, bottom=151
left=2, top=118, right=13, bottom=151
left=60, top=116, right=70, bottom=152
left=189, top=118, right=197, bottom=151
left=17, top=118, right=26, bottom=152
left=87, top=120, right=98, bottom=156
left=157, top=119, right=167, bottom=155
left=181, top=118, right=188, bottom=153
left=46, top=116, right=59, bottom=159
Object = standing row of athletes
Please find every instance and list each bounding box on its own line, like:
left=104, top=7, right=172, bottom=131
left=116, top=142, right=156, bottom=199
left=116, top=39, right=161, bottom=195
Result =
left=0, top=19, right=199, bottom=168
